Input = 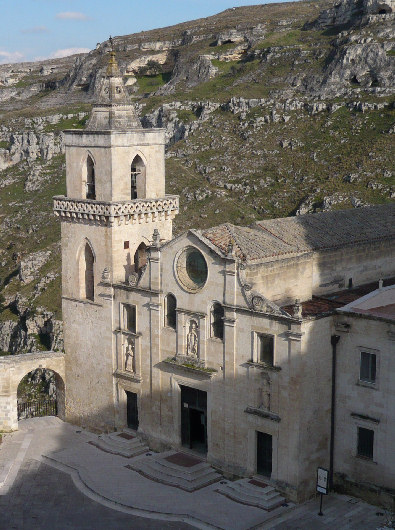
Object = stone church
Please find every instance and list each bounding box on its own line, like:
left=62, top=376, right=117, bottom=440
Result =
left=54, top=51, right=395, bottom=504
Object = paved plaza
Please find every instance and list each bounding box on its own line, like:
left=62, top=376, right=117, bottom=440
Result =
left=0, top=417, right=391, bottom=530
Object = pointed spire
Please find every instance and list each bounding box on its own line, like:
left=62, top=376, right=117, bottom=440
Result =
left=106, top=38, right=121, bottom=77
left=85, top=40, right=141, bottom=130
left=106, top=51, right=121, bottom=77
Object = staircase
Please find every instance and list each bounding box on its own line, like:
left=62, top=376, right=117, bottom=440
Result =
left=127, top=450, right=222, bottom=492
left=89, top=430, right=149, bottom=458
left=216, top=477, right=286, bottom=511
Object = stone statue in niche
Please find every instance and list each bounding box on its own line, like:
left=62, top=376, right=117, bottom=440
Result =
left=258, top=373, right=271, bottom=410
left=186, top=320, right=198, bottom=357
left=124, top=338, right=135, bottom=372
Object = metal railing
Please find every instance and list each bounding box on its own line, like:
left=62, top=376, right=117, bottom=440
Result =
left=17, top=398, right=57, bottom=420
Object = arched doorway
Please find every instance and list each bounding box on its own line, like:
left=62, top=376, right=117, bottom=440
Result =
left=130, top=155, right=146, bottom=199
left=17, top=368, right=65, bottom=422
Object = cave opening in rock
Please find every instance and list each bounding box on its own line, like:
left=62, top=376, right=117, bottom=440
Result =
left=377, top=5, right=391, bottom=14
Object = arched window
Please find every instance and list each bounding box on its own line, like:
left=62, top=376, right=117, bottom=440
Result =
left=211, top=303, right=224, bottom=340
left=165, top=294, right=177, bottom=329
left=131, top=155, right=146, bottom=199
left=81, top=242, right=95, bottom=301
left=134, top=242, right=147, bottom=273
left=86, top=155, right=96, bottom=200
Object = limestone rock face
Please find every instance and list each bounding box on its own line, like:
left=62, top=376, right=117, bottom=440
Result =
left=320, top=41, right=395, bottom=96
left=158, top=55, right=218, bottom=94
left=307, top=0, right=394, bottom=28
left=214, top=25, right=265, bottom=46
left=0, top=131, right=63, bottom=171
left=19, top=250, right=51, bottom=284
left=0, top=321, right=19, bottom=353
left=0, top=310, right=63, bottom=355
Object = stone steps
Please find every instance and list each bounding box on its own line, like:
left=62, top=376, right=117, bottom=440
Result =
left=216, top=478, right=285, bottom=511
left=89, top=431, right=149, bottom=458
left=127, top=451, right=222, bottom=492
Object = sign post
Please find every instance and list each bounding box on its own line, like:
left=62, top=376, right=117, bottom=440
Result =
left=316, top=467, right=329, bottom=516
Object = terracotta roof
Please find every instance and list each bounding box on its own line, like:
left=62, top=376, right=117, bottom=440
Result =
left=201, top=223, right=297, bottom=261
left=201, top=204, right=395, bottom=262
left=283, top=277, right=395, bottom=318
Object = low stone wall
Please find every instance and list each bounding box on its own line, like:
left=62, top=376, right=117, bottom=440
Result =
left=335, top=472, right=395, bottom=511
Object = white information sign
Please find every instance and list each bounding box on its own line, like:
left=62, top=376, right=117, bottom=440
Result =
left=316, top=467, right=329, bottom=495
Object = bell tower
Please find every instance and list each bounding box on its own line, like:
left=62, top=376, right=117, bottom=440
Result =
left=54, top=50, right=178, bottom=430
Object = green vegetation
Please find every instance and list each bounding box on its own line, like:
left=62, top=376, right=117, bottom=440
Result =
left=136, top=73, right=172, bottom=94
left=45, top=114, right=88, bottom=133
left=176, top=109, right=198, bottom=123
left=0, top=141, right=9, bottom=149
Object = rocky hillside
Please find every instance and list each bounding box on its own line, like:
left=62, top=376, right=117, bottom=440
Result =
left=0, top=0, right=394, bottom=354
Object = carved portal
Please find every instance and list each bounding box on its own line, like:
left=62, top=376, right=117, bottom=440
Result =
left=186, top=320, right=199, bottom=357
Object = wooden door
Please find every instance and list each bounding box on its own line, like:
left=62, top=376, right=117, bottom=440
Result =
left=126, top=391, right=139, bottom=430
left=257, top=431, right=272, bottom=477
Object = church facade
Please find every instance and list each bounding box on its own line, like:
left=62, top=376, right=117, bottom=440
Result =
left=54, top=52, right=395, bottom=504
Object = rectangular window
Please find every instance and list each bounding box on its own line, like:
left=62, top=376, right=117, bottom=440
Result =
left=257, top=334, right=274, bottom=365
left=360, top=351, right=376, bottom=383
left=357, top=427, right=374, bottom=459
left=123, top=304, right=136, bottom=333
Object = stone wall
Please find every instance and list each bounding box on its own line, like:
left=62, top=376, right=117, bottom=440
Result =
left=333, top=315, right=395, bottom=508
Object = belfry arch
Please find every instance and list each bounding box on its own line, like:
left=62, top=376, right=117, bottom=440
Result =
left=85, top=154, right=96, bottom=200
left=130, top=154, right=146, bottom=199
left=78, top=240, right=95, bottom=301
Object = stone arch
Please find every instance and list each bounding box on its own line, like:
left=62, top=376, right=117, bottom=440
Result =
left=77, top=239, right=96, bottom=301
left=130, top=154, right=146, bottom=199
left=82, top=152, right=96, bottom=200
left=134, top=241, right=147, bottom=273
left=0, top=352, right=65, bottom=431
left=17, top=368, right=65, bottom=421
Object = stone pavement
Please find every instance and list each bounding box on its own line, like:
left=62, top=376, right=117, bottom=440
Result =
left=0, top=417, right=391, bottom=530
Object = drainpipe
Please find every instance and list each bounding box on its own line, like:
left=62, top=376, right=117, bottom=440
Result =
left=329, top=334, right=340, bottom=490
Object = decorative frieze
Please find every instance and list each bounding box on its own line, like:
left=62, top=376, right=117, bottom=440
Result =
left=53, top=195, right=179, bottom=225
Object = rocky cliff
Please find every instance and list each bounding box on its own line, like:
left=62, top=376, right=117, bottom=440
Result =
left=0, top=0, right=394, bottom=354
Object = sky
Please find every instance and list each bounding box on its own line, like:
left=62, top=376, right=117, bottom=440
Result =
left=0, top=0, right=288, bottom=64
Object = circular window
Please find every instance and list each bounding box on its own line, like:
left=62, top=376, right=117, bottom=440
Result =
left=176, top=247, right=208, bottom=292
